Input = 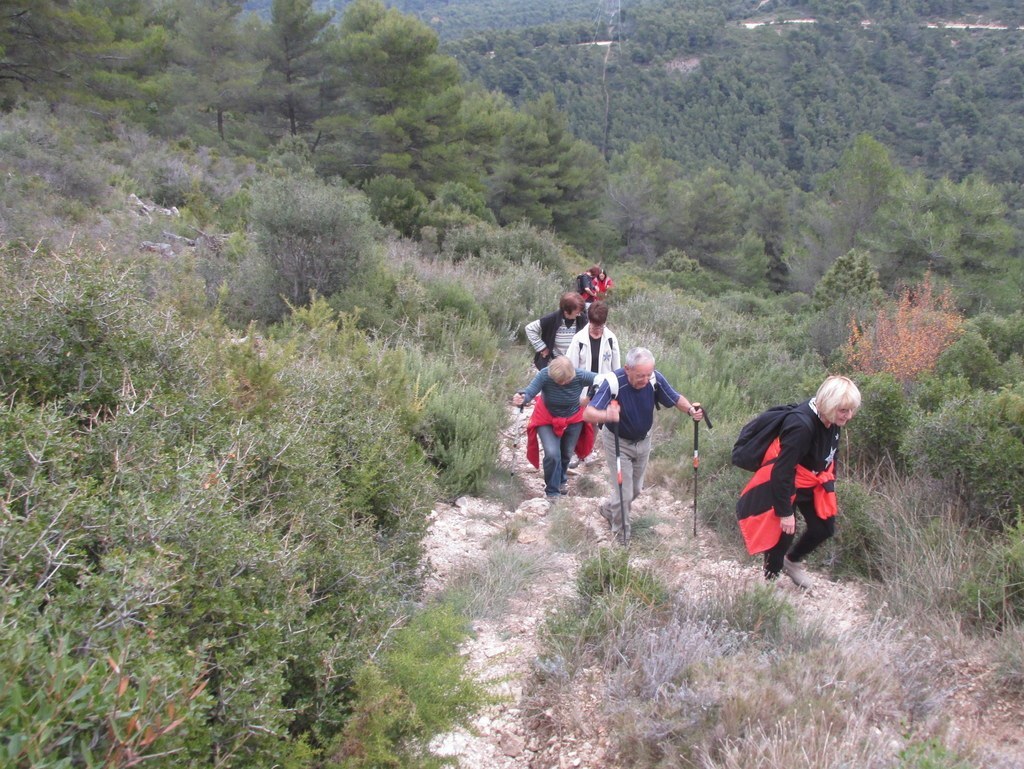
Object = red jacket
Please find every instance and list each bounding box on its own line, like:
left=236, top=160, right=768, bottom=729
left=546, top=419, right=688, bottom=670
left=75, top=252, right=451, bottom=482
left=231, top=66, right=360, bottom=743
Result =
left=525, top=395, right=595, bottom=469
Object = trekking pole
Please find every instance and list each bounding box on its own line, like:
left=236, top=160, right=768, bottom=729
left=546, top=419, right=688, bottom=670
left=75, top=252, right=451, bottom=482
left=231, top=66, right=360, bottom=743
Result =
left=692, top=405, right=713, bottom=538
left=611, top=405, right=628, bottom=547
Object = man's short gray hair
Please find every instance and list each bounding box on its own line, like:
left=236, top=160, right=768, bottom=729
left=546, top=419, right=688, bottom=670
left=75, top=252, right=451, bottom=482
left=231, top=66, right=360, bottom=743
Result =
left=625, top=347, right=655, bottom=367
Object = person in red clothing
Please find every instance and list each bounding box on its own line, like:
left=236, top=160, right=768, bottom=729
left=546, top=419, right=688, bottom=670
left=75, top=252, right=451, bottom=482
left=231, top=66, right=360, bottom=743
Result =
left=512, top=357, right=602, bottom=500
left=577, top=265, right=601, bottom=306
left=736, top=375, right=861, bottom=589
left=593, top=268, right=613, bottom=300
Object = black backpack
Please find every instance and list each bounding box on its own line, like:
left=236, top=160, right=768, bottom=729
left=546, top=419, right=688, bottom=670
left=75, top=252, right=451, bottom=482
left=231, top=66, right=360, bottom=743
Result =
left=731, top=403, right=810, bottom=471
left=576, top=272, right=593, bottom=295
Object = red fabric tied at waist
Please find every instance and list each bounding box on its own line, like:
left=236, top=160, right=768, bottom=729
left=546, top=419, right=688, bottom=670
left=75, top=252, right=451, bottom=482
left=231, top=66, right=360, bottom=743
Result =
left=736, top=438, right=837, bottom=555
left=525, top=395, right=595, bottom=469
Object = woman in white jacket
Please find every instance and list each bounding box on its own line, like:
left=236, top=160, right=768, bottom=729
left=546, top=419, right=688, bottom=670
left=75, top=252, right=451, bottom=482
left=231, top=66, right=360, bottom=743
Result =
left=567, top=301, right=620, bottom=400
left=566, top=302, right=619, bottom=468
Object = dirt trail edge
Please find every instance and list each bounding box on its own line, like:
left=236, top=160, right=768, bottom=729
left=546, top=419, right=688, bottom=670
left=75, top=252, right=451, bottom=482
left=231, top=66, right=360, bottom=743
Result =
left=421, top=403, right=1024, bottom=769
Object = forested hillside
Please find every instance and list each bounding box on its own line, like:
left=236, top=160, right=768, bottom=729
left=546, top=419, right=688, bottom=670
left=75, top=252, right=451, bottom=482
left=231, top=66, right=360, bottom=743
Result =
left=448, top=0, right=1024, bottom=190
left=244, top=0, right=626, bottom=38
left=2, top=1, right=1024, bottom=768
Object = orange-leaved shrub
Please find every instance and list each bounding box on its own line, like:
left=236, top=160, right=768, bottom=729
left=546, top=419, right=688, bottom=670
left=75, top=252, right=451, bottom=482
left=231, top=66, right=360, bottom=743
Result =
left=844, top=273, right=963, bottom=385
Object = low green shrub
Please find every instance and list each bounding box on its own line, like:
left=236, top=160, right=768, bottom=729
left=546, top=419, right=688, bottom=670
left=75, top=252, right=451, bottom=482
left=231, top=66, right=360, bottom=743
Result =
left=325, top=605, right=488, bottom=769
left=970, top=311, right=1024, bottom=362
left=363, top=174, right=427, bottom=238
left=824, top=478, right=880, bottom=580
left=425, top=279, right=489, bottom=326
left=576, top=548, right=668, bottom=608
left=904, top=387, right=1024, bottom=528
left=0, top=254, right=172, bottom=413
left=844, top=372, right=910, bottom=470
left=912, top=372, right=973, bottom=413
left=248, top=173, right=382, bottom=313
left=420, top=383, right=502, bottom=496
left=0, top=590, right=214, bottom=769
left=897, top=738, right=975, bottom=769
left=440, top=220, right=564, bottom=273
left=934, top=329, right=1006, bottom=390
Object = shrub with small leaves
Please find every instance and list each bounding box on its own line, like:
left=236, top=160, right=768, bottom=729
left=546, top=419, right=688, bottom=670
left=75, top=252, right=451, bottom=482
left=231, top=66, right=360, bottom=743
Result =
left=933, top=329, right=1006, bottom=390
left=825, top=479, right=880, bottom=580
left=904, top=386, right=1024, bottom=528
left=420, top=384, right=502, bottom=495
left=844, top=372, right=910, bottom=470
left=363, top=174, right=428, bottom=238
left=325, top=605, right=487, bottom=769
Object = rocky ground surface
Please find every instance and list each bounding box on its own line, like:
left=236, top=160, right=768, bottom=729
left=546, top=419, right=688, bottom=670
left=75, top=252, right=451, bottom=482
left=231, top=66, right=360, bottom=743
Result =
left=421, top=403, right=1024, bottom=769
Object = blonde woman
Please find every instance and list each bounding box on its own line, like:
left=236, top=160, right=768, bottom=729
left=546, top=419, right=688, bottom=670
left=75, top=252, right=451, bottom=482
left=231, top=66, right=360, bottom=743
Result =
left=512, top=356, right=602, bottom=499
left=736, top=375, right=862, bottom=588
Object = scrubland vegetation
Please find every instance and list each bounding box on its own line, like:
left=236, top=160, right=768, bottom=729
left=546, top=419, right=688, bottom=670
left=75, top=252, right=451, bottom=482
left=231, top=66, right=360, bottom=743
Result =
left=2, top=0, right=1024, bottom=767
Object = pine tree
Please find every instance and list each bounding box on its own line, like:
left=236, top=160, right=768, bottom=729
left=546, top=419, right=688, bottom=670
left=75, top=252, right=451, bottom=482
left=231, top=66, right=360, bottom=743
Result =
left=317, top=0, right=473, bottom=194
left=260, top=0, right=335, bottom=140
left=165, top=0, right=262, bottom=141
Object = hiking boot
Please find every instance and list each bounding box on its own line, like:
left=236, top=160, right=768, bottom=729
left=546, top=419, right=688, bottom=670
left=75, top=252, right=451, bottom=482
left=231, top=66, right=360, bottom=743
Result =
left=568, top=457, right=580, bottom=469
left=559, top=483, right=568, bottom=495
left=782, top=556, right=813, bottom=589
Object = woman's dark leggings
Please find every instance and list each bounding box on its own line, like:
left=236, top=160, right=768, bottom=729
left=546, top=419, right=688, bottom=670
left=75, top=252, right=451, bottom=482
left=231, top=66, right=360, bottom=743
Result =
left=763, top=498, right=835, bottom=579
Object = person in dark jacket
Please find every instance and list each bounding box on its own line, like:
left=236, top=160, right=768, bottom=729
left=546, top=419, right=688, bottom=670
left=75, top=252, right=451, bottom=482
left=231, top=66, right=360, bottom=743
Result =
left=736, top=375, right=861, bottom=589
left=524, top=292, right=588, bottom=370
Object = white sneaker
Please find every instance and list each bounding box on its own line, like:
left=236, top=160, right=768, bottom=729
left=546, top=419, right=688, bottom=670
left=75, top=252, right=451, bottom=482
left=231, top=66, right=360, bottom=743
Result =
left=782, top=556, right=814, bottom=589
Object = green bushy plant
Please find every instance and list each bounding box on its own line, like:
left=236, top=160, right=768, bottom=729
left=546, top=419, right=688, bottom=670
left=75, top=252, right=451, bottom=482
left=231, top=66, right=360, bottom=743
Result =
left=0, top=254, right=172, bottom=413
left=576, top=548, right=668, bottom=608
left=440, top=220, right=565, bottom=273
left=0, top=267, right=452, bottom=765
left=904, top=387, right=1024, bottom=528
left=897, top=738, right=975, bottom=769
left=327, top=264, right=402, bottom=333
left=844, top=372, right=910, bottom=470
left=824, top=479, right=880, bottom=579
left=420, top=384, right=502, bottom=495
left=248, top=173, right=382, bottom=314
left=933, top=329, right=1006, bottom=390
left=325, top=605, right=487, bottom=769
left=0, top=590, right=214, bottom=769
left=433, top=181, right=495, bottom=224
left=970, top=311, right=1024, bottom=362
left=363, top=174, right=428, bottom=238
left=912, top=372, right=973, bottom=413
left=425, top=279, right=489, bottom=326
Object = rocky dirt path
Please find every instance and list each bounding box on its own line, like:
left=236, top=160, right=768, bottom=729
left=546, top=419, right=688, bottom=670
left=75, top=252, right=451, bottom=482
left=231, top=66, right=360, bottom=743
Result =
left=422, top=403, right=1024, bottom=768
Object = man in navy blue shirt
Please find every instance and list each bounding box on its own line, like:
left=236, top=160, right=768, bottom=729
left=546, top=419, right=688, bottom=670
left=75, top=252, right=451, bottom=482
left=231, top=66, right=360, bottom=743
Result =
left=584, top=347, right=704, bottom=544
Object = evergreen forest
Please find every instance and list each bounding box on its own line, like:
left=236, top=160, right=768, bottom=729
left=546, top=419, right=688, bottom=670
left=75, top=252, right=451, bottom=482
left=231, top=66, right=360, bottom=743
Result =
left=2, top=0, right=1024, bottom=767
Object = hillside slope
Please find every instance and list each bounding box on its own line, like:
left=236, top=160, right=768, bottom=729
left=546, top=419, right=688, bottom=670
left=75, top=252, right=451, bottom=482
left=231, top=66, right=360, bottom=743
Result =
left=421, top=400, right=1024, bottom=768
